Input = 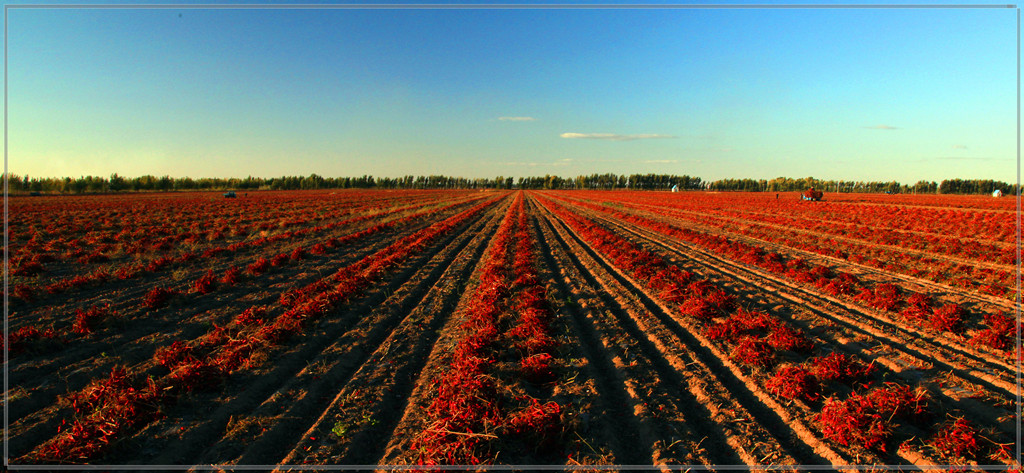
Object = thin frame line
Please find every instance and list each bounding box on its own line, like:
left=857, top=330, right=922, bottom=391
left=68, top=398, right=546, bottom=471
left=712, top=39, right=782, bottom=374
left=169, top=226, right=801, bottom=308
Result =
left=1011, top=3, right=1019, bottom=468
left=3, top=2, right=1020, bottom=471
left=5, top=465, right=1022, bottom=471
left=0, top=3, right=1018, bottom=9
left=4, top=2, right=9, bottom=469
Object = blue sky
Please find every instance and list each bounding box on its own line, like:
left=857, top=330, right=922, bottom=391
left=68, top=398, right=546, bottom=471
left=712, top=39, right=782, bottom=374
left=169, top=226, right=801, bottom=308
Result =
left=7, top=1, right=1018, bottom=182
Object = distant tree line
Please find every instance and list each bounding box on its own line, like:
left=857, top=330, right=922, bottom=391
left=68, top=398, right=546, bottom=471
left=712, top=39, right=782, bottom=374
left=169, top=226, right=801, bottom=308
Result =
left=4, top=172, right=1015, bottom=195
left=707, top=176, right=1018, bottom=195
left=4, top=172, right=703, bottom=193
left=517, top=173, right=702, bottom=190
left=935, top=178, right=1017, bottom=195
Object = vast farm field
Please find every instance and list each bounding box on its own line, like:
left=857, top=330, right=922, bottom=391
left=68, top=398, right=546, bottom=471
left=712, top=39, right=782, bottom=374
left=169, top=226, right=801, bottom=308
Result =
left=5, top=189, right=1019, bottom=468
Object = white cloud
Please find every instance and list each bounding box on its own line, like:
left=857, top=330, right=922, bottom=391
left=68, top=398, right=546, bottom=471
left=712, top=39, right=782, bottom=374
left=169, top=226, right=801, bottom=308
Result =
left=560, top=132, right=677, bottom=141
left=952, top=144, right=968, bottom=149
left=498, top=116, right=536, bottom=121
left=642, top=160, right=678, bottom=164
left=862, top=124, right=899, bottom=130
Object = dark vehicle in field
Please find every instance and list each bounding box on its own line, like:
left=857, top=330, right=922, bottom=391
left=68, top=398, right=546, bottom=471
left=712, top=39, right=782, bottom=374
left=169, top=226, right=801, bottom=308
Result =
left=802, top=188, right=823, bottom=201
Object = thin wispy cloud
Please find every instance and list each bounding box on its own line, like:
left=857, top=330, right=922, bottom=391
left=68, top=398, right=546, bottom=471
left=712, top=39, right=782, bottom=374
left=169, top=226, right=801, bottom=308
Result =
left=501, top=160, right=571, bottom=167
left=952, top=144, right=968, bottom=149
left=560, top=132, right=677, bottom=141
left=934, top=156, right=1002, bottom=161
left=498, top=116, right=536, bottom=121
left=583, top=159, right=625, bottom=164
left=642, top=159, right=678, bottom=164
left=862, top=124, right=899, bottom=130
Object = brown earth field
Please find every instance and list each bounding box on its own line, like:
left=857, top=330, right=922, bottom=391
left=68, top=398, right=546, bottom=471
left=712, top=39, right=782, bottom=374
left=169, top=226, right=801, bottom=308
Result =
left=4, top=188, right=1021, bottom=470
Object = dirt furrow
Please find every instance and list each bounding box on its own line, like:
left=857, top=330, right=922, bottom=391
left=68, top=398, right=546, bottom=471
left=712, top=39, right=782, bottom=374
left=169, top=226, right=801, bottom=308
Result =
left=6, top=206, right=464, bottom=440
left=6, top=223, right=426, bottom=458
left=8, top=193, right=458, bottom=316
left=608, top=198, right=1017, bottom=305
left=9, top=195, right=480, bottom=330
left=534, top=195, right=834, bottom=468
left=256, top=196, right=505, bottom=466
left=830, top=198, right=1017, bottom=214
left=708, top=211, right=1015, bottom=271
left=108, top=195, right=511, bottom=466
left=123, top=193, right=507, bottom=464
left=574, top=206, right=1017, bottom=462
left=584, top=209, right=1018, bottom=398
left=527, top=199, right=659, bottom=466
left=734, top=207, right=1015, bottom=250
left=8, top=195, right=507, bottom=464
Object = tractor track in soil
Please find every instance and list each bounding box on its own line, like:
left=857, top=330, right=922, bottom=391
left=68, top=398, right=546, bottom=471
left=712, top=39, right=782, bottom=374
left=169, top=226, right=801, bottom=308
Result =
left=533, top=194, right=838, bottom=468
left=566, top=202, right=1017, bottom=460
left=370, top=194, right=601, bottom=467
left=575, top=202, right=1019, bottom=393
left=587, top=197, right=1017, bottom=301
left=6, top=196, right=501, bottom=462
left=530, top=198, right=736, bottom=467
left=266, top=196, right=504, bottom=467
left=118, top=194, right=511, bottom=467
left=374, top=200, right=543, bottom=466
left=524, top=201, right=648, bottom=466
